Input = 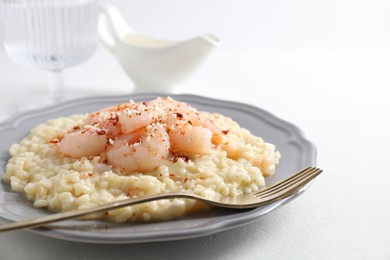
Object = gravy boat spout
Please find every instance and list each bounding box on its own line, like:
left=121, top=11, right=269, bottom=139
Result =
left=98, top=4, right=220, bottom=93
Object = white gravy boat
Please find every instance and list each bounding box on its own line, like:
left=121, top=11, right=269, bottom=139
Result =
left=98, top=4, right=220, bottom=93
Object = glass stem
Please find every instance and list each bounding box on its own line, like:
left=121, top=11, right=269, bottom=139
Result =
left=46, top=70, right=64, bottom=103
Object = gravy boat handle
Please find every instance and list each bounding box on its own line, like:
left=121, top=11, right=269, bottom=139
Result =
left=98, top=4, right=130, bottom=53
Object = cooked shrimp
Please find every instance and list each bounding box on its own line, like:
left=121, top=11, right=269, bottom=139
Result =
left=118, top=105, right=158, bottom=134
left=150, top=97, right=222, bottom=156
left=153, top=96, right=221, bottom=130
left=86, top=102, right=161, bottom=138
left=147, top=97, right=190, bottom=112
left=188, top=113, right=222, bottom=136
left=86, top=103, right=139, bottom=138
left=106, top=124, right=170, bottom=172
left=59, top=97, right=226, bottom=166
left=220, top=140, right=242, bottom=159
left=59, top=126, right=107, bottom=158
left=169, top=123, right=213, bottom=155
left=86, top=111, right=120, bottom=139
left=86, top=103, right=135, bottom=125
left=148, top=97, right=199, bottom=121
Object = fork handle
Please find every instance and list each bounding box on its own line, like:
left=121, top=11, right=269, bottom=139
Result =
left=0, top=192, right=192, bottom=233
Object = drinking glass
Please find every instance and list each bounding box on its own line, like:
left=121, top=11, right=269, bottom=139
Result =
left=0, top=0, right=97, bottom=111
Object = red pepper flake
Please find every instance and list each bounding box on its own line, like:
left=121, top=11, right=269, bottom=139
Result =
left=184, top=177, right=188, bottom=183
left=175, top=113, right=183, bottom=119
left=169, top=173, right=175, bottom=177
left=73, top=125, right=81, bottom=131
left=87, top=172, right=93, bottom=177
left=222, top=130, right=229, bottom=135
left=199, top=177, right=205, bottom=181
left=172, top=154, right=190, bottom=163
left=96, top=129, right=107, bottom=135
left=98, top=156, right=108, bottom=163
left=49, top=139, right=59, bottom=144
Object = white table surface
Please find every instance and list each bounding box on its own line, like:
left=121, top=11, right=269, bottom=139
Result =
left=0, top=44, right=390, bottom=259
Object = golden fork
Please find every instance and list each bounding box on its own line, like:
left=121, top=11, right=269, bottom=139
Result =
left=0, top=166, right=322, bottom=232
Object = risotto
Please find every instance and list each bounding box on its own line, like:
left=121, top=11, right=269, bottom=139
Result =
left=2, top=97, right=280, bottom=222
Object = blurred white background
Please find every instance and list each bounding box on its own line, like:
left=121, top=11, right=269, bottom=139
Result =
left=105, top=0, right=390, bottom=51
left=1, top=0, right=390, bottom=52
left=1, top=0, right=389, bottom=102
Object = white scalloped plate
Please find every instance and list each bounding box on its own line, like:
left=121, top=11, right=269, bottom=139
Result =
left=0, top=93, right=316, bottom=244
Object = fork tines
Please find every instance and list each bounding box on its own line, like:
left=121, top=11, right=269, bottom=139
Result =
left=254, top=167, right=322, bottom=198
